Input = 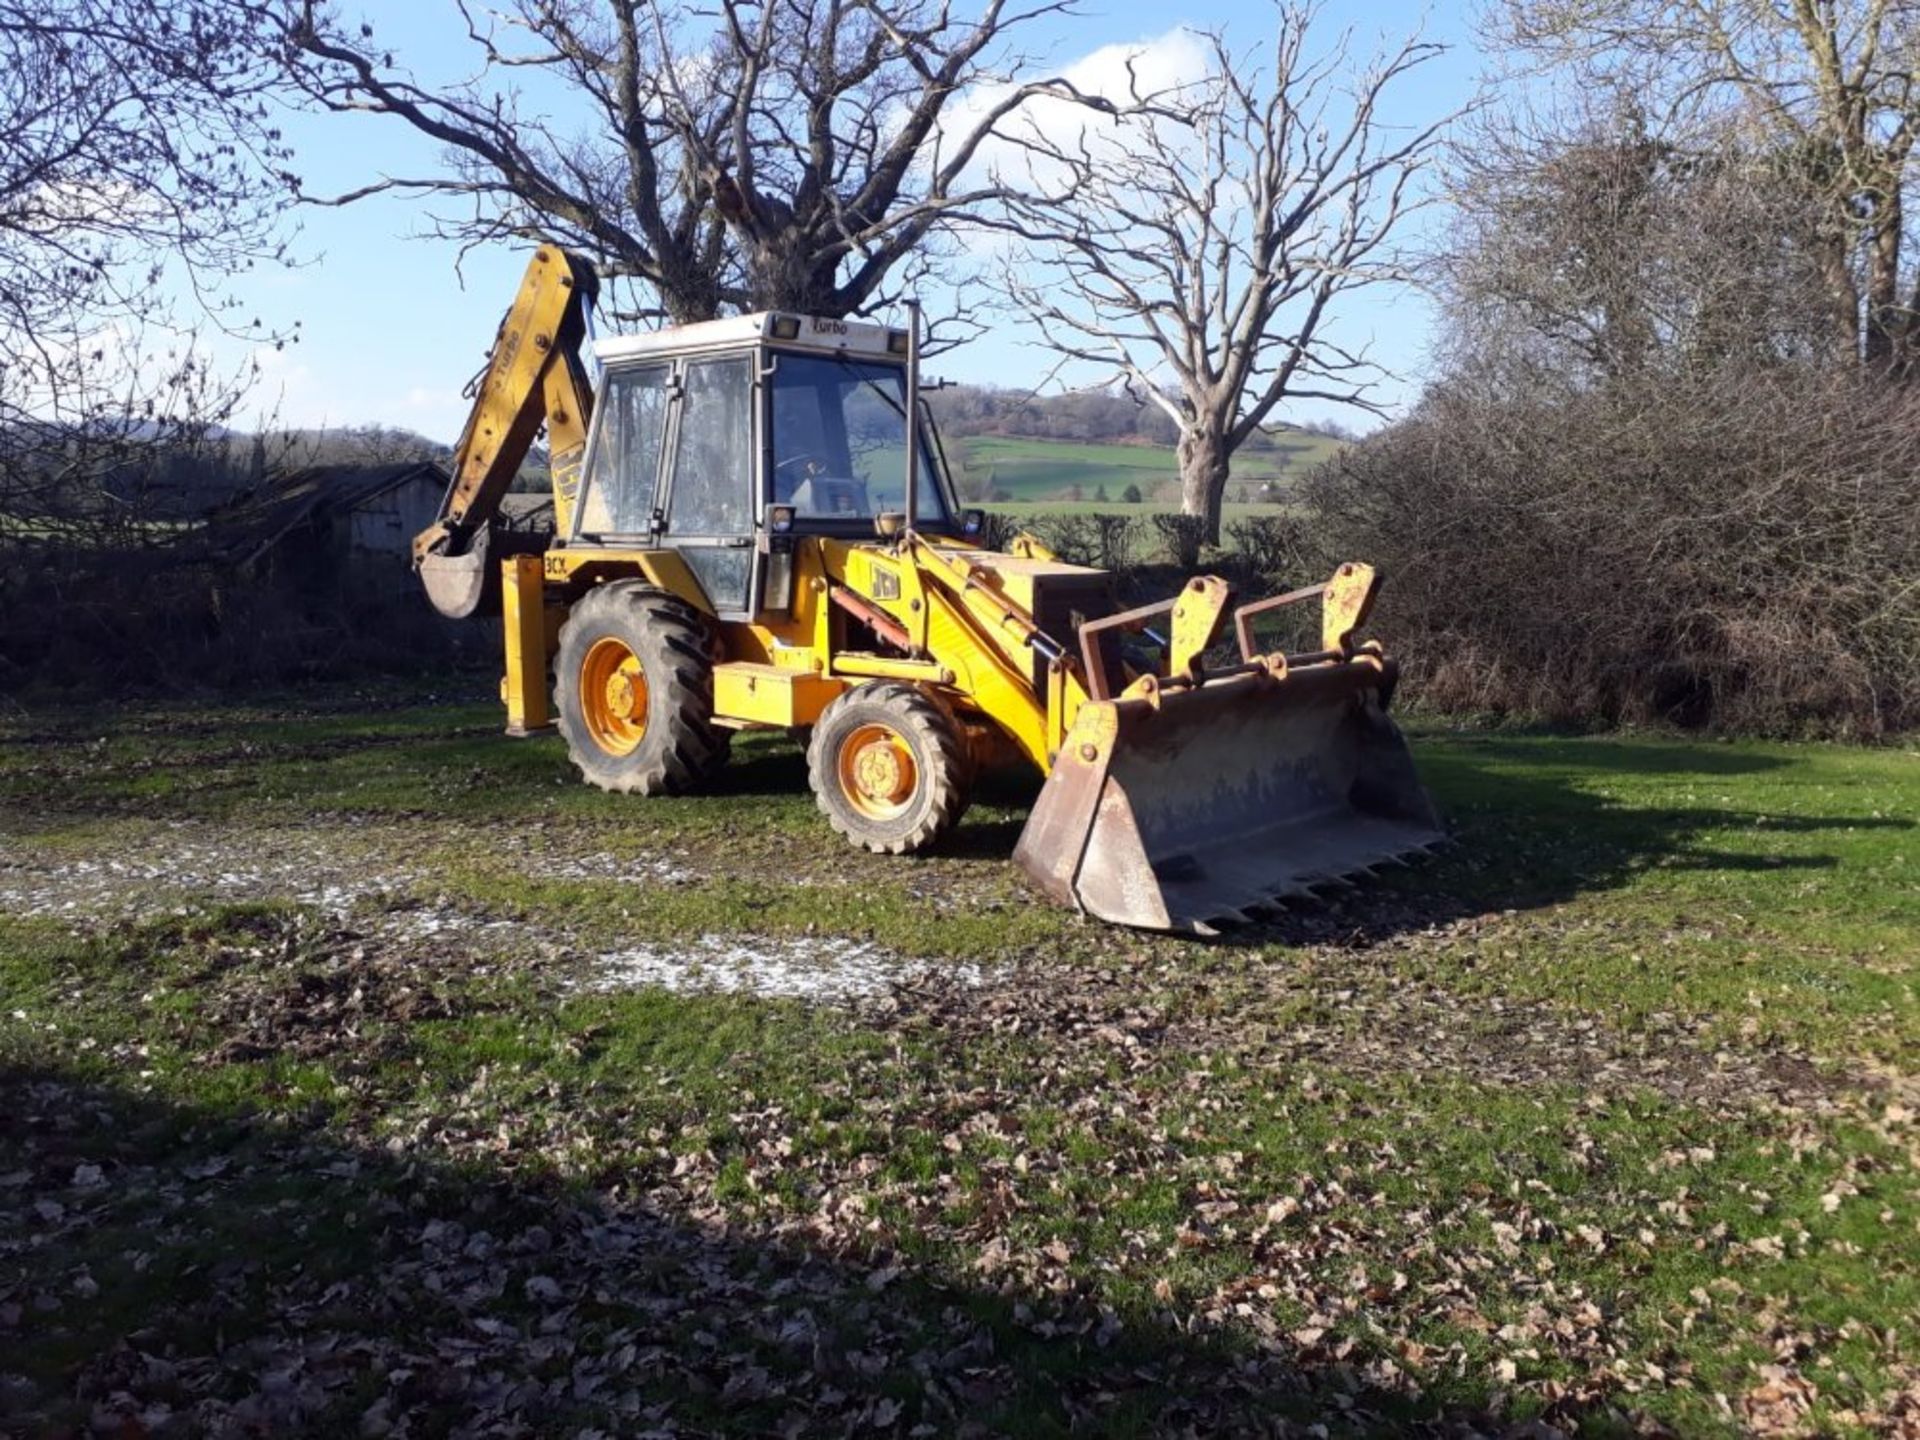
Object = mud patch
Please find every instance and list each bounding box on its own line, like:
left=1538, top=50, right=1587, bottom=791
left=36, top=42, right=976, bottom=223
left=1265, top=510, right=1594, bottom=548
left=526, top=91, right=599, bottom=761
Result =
left=182, top=921, right=495, bottom=1064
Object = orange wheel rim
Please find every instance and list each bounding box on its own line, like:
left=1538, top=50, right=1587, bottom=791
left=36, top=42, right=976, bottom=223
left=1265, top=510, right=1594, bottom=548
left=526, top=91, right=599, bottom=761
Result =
left=837, top=722, right=918, bottom=820
left=580, top=637, right=649, bottom=755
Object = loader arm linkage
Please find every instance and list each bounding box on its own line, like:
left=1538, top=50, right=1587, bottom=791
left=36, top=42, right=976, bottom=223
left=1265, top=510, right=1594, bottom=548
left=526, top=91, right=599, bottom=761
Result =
left=835, top=539, right=1442, bottom=934
left=886, top=534, right=1082, bottom=770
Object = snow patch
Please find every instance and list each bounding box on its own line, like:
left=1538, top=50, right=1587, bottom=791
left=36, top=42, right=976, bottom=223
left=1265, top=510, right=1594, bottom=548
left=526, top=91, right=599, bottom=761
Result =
left=0, top=841, right=413, bottom=921
left=586, top=933, right=989, bottom=1004
left=526, top=850, right=700, bottom=886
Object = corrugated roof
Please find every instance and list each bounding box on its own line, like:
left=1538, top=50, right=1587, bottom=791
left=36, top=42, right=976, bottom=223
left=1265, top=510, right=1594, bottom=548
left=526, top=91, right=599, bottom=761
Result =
left=206, top=462, right=449, bottom=569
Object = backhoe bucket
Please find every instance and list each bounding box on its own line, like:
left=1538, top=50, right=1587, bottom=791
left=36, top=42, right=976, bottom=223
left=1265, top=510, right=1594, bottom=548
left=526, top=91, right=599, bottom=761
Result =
left=1013, top=658, right=1441, bottom=933
left=417, top=522, right=547, bottom=620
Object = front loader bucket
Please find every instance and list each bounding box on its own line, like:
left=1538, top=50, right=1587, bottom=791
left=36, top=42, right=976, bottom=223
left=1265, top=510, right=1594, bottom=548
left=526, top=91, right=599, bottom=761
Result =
left=1014, top=658, right=1442, bottom=933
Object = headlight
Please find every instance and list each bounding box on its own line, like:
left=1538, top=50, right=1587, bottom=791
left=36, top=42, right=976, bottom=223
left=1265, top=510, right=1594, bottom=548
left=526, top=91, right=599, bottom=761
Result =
left=960, top=508, right=985, bottom=537
left=768, top=504, right=796, bottom=533
left=769, top=315, right=802, bottom=340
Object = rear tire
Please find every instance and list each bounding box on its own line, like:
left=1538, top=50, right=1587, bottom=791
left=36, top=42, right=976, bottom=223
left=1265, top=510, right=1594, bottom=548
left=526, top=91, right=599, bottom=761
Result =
left=808, top=682, right=969, bottom=854
left=555, top=582, right=728, bottom=795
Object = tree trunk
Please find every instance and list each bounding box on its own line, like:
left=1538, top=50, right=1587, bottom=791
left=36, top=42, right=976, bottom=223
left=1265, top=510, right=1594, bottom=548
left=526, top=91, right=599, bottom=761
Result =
left=655, top=254, right=723, bottom=326
left=1863, top=191, right=1906, bottom=374
left=1177, top=428, right=1230, bottom=548
left=744, top=235, right=844, bottom=317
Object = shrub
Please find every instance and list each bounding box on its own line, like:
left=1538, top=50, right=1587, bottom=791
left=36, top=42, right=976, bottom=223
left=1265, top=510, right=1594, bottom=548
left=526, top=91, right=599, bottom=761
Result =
left=1025, top=512, right=1142, bottom=573
left=977, top=511, right=1022, bottom=553
left=1090, top=513, right=1141, bottom=571
left=1151, top=513, right=1208, bottom=569
left=1224, top=513, right=1311, bottom=581
left=1306, top=367, right=1920, bottom=736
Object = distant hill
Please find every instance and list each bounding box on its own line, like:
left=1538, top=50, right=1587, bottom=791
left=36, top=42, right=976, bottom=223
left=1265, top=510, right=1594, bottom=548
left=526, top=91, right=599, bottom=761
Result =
left=10, top=397, right=1336, bottom=528
left=941, top=432, right=1345, bottom=508
left=925, top=382, right=1350, bottom=507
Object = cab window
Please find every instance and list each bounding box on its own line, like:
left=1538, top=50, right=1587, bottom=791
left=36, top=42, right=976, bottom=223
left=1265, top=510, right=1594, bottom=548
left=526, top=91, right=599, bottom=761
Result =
left=769, top=354, right=948, bottom=523
left=574, top=365, right=670, bottom=536
left=663, top=357, right=754, bottom=610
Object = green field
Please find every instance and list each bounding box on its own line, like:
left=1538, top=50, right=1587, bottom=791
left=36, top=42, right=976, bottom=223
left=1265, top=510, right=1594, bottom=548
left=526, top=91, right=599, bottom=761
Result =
left=2, top=688, right=1915, bottom=1436
left=983, top=499, right=1295, bottom=524
left=949, top=431, right=1343, bottom=506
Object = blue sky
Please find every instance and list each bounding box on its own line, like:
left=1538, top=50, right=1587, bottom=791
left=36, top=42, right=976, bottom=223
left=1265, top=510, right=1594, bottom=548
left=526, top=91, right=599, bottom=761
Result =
left=219, top=1, right=1486, bottom=441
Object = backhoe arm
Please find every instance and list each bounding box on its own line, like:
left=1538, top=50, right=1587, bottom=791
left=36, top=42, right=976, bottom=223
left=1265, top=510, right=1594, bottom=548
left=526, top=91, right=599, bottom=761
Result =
left=415, top=246, right=598, bottom=618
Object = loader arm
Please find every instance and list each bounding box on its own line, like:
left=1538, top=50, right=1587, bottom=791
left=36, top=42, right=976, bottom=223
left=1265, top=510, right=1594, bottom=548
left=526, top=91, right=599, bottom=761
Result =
left=829, top=534, right=1091, bottom=772
left=415, top=245, right=599, bottom=619
left=899, top=536, right=1084, bottom=769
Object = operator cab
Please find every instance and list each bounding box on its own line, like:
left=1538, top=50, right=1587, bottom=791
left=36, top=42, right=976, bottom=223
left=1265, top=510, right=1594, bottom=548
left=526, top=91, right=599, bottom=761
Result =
left=567, top=311, right=966, bottom=620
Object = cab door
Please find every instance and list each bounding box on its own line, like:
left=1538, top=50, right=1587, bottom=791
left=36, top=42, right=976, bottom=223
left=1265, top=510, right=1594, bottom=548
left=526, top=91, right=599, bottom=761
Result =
left=658, top=356, right=755, bottom=618
left=569, top=363, right=673, bottom=542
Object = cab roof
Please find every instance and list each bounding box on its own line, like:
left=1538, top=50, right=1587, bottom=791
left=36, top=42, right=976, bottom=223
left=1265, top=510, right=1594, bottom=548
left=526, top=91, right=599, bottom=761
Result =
left=593, top=311, right=908, bottom=366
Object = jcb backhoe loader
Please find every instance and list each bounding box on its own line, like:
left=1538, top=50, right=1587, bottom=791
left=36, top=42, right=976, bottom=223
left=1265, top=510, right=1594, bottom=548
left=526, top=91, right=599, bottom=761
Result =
left=414, top=247, right=1441, bottom=931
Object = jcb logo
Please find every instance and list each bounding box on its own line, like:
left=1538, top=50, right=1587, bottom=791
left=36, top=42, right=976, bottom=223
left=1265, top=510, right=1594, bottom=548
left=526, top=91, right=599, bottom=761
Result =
left=809, top=317, right=848, bottom=336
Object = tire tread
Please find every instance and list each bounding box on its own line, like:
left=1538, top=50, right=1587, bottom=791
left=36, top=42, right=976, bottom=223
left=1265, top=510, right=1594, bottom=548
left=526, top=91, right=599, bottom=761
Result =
left=807, top=681, right=969, bottom=854
left=555, top=582, right=728, bottom=796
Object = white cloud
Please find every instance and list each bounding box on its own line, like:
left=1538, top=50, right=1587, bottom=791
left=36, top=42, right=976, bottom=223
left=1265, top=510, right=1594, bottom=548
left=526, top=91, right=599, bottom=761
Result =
left=945, top=28, right=1215, bottom=193
left=239, top=351, right=472, bottom=441
left=16, top=178, right=147, bottom=235
left=246, top=344, right=332, bottom=430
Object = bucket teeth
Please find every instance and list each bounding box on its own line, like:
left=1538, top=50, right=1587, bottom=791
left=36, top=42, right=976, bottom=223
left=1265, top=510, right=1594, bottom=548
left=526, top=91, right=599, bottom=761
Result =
left=1179, top=842, right=1443, bottom=933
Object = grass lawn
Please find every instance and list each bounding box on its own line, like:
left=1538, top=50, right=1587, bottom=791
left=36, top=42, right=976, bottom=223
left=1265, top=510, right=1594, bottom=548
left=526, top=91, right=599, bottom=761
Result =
left=1, top=684, right=1915, bottom=1436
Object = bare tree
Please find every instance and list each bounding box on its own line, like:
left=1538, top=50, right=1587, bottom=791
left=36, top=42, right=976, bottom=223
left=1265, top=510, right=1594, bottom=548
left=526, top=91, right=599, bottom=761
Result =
left=0, top=0, right=295, bottom=545
left=1496, top=0, right=1920, bottom=375
left=999, top=7, right=1449, bottom=544
left=1444, top=103, right=1839, bottom=385
left=275, top=0, right=1106, bottom=327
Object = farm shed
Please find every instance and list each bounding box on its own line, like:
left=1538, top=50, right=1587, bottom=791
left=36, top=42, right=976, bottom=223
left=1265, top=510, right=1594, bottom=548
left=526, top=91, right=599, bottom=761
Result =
left=207, top=462, right=451, bottom=600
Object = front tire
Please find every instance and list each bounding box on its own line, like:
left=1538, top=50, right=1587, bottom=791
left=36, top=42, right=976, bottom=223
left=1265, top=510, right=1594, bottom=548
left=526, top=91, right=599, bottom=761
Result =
left=808, top=682, right=970, bottom=854
left=555, top=583, right=728, bottom=795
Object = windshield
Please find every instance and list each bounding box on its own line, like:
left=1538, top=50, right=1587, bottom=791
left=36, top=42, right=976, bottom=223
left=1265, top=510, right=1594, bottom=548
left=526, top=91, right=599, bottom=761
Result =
left=768, top=353, right=949, bottom=524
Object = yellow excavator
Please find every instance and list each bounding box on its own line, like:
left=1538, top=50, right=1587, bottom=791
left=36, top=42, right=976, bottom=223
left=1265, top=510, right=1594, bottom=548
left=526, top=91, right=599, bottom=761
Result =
left=415, top=247, right=1440, bottom=932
